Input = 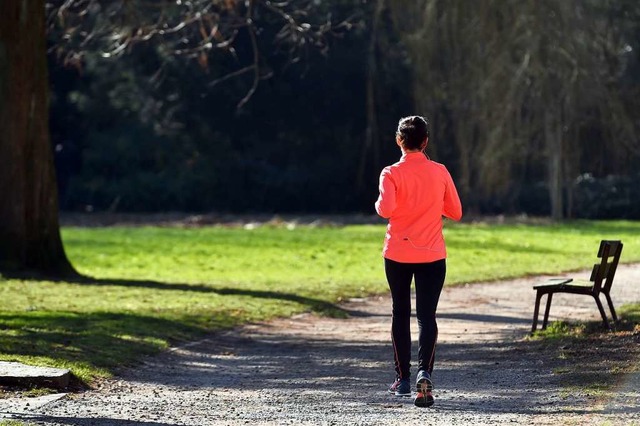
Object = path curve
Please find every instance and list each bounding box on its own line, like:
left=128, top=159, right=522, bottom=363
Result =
left=4, top=264, right=640, bottom=425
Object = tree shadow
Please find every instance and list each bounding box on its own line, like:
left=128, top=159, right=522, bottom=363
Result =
left=0, top=273, right=346, bottom=387
left=438, top=312, right=532, bottom=325
left=1, top=270, right=346, bottom=318
left=0, top=311, right=208, bottom=391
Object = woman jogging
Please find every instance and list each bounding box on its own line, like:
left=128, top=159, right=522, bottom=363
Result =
left=375, top=115, right=462, bottom=408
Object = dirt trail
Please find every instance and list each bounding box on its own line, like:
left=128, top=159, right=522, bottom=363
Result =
left=3, top=264, right=640, bottom=425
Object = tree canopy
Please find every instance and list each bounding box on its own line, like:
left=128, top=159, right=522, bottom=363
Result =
left=42, top=1, right=640, bottom=218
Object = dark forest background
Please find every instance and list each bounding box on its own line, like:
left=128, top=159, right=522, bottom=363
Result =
left=47, top=0, right=640, bottom=219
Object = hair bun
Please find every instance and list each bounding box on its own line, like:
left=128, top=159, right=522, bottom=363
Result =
left=396, top=116, right=430, bottom=150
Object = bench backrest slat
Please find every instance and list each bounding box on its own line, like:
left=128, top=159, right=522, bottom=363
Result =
left=592, top=240, right=623, bottom=293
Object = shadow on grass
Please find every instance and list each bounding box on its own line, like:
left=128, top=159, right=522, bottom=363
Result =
left=0, top=272, right=345, bottom=384
left=2, top=270, right=345, bottom=318
left=81, top=275, right=345, bottom=317
left=0, top=311, right=209, bottom=387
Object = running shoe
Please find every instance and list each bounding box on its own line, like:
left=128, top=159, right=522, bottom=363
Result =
left=415, top=370, right=434, bottom=407
left=388, top=377, right=411, bottom=397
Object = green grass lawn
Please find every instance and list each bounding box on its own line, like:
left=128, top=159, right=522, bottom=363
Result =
left=1, top=220, right=639, bottom=383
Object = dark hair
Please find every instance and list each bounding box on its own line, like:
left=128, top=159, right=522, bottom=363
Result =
left=396, top=116, right=430, bottom=150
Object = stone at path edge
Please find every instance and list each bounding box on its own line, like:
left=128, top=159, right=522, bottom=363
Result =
left=0, top=361, right=70, bottom=389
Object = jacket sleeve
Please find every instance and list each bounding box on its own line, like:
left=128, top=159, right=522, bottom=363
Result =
left=375, top=167, right=396, bottom=219
left=442, top=168, right=463, bottom=221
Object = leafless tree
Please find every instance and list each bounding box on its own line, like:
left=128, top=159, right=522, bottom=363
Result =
left=48, top=0, right=358, bottom=109
left=388, top=0, right=639, bottom=218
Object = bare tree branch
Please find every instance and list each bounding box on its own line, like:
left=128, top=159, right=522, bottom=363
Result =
left=46, top=0, right=359, bottom=109
left=237, top=0, right=260, bottom=111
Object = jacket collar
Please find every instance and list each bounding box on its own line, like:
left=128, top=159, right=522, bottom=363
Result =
left=400, top=151, right=427, bottom=161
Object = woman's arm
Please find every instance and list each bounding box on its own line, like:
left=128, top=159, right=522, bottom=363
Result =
left=375, top=168, right=396, bottom=218
left=443, top=169, right=462, bottom=221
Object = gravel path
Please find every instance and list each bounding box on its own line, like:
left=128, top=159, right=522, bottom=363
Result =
left=4, top=264, right=640, bottom=425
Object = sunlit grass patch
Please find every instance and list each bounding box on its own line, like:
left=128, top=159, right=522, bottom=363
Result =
left=618, top=303, right=640, bottom=324
left=532, top=321, right=582, bottom=340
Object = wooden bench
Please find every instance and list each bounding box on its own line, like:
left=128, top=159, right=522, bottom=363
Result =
left=531, top=240, right=623, bottom=333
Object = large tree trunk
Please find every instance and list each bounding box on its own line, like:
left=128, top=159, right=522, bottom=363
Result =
left=0, top=0, right=76, bottom=276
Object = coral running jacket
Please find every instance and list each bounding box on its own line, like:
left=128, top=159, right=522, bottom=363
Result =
left=375, top=152, right=462, bottom=263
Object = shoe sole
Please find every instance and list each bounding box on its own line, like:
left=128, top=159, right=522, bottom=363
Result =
left=415, top=377, right=434, bottom=407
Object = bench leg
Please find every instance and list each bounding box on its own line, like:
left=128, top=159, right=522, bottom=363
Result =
left=604, top=292, right=618, bottom=323
left=594, top=295, right=611, bottom=330
left=541, top=293, right=553, bottom=330
left=532, top=291, right=544, bottom=333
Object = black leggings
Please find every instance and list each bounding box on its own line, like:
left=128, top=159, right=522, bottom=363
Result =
left=385, top=257, right=446, bottom=379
